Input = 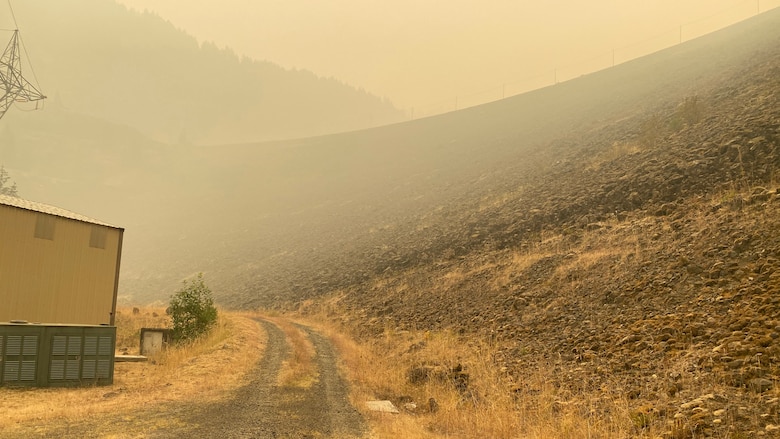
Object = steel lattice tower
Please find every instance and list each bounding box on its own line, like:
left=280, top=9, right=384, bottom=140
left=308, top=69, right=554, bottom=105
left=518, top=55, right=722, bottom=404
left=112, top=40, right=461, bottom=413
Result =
left=0, top=29, right=45, bottom=120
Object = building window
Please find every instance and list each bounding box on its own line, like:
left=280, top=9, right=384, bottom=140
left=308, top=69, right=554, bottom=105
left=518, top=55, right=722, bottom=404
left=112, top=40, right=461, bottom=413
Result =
left=34, top=214, right=55, bottom=240
left=90, top=226, right=106, bottom=249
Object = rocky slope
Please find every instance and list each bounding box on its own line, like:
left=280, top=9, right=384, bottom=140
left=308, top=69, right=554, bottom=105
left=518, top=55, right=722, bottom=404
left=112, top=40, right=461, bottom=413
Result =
left=318, top=24, right=780, bottom=438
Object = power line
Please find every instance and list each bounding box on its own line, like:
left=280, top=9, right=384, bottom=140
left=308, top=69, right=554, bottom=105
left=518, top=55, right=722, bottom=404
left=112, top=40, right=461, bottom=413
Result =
left=16, top=30, right=43, bottom=93
left=7, top=0, right=18, bottom=29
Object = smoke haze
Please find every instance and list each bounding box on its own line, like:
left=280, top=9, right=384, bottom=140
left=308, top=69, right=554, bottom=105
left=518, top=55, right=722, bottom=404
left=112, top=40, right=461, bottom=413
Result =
left=1, top=1, right=778, bottom=306
left=114, top=0, right=772, bottom=111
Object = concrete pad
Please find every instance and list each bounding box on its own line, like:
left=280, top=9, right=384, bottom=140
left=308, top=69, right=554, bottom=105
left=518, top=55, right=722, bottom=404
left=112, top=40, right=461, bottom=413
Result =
left=366, top=400, right=400, bottom=414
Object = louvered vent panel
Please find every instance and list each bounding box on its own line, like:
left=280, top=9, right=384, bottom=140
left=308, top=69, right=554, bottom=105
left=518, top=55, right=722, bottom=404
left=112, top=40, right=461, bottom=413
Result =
left=67, top=337, right=81, bottom=355
left=84, top=337, right=98, bottom=356
left=3, top=335, right=22, bottom=383
left=6, top=336, right=21, bottom=355
left=21, top=361, right=36, bottom=381
left=65, top=360, right=80, bottom=380
left=52, top=336, right=67, bottom=355
left=98, top=337, right=112, bottom=356
left=97, top=360, right=110, bottom=378
left=3, top=362, right=19, bottom=381
left=82, top=360, right=96, bottom=379
left=23, top=336, right=37, bottom=355
left=50, top=360, right=65, bottom=380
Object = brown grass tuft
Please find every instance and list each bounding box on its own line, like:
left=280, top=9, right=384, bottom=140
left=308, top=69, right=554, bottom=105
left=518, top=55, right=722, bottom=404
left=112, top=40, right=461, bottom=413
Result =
left=586, top=140, right=642, bottom=171
left=293, top=315, right=643, bottom=439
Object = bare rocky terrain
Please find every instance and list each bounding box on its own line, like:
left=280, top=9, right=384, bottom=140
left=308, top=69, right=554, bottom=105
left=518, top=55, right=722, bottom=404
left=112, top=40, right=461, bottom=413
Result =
left=249, top=13, right=780, bottom=439
left=319, top=23, right=780, bottom=439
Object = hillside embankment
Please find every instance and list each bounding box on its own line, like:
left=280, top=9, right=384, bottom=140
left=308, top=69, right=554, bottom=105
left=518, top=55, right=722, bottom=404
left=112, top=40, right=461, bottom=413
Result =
left=301, top=29, right=780, bottom=438
left=117, top=10, right=780, bottom=311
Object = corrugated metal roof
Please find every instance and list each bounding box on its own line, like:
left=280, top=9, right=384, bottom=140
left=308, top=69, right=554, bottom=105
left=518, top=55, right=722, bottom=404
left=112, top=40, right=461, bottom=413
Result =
left=0, top=194, right=122, bottom=229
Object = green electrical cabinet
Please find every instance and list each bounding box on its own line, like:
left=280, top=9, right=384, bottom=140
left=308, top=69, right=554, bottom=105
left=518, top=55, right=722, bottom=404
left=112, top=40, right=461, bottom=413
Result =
left=0, top=323, right=116, bottom=387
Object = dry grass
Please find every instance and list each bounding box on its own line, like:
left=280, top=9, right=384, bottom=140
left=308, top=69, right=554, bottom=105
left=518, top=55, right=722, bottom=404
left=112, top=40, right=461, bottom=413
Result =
left=292, top=315, right=640, bottom=439
left=114, top=306, right=169, bottom=354
left=586, top=141, right=642, bottom=171
left=478, top=188, right=525, bottom=212
left=0, top=307, right=264, bottom=436
left=552, top=246, right=636, bottom=282
left=491, top=250, right=555, bottom=291
left=295, top=190, right=780, bottom=438
left=285, top=220, right=663, bottom=438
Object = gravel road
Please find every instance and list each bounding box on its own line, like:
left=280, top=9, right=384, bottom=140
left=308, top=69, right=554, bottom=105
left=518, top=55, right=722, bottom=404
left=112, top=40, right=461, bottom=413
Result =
left=177, top=319, right=366, bottom=438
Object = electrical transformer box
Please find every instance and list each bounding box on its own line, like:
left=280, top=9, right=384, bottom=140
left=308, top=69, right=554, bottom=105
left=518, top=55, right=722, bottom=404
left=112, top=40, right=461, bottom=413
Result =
left=0, top=322, right=116, bottom=387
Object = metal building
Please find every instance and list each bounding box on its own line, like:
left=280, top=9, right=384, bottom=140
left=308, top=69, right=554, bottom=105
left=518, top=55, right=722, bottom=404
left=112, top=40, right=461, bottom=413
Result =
left=0, top=194, right=124, bottom=326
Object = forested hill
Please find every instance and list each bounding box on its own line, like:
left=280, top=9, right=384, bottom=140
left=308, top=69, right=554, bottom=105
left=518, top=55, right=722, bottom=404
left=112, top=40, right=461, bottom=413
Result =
left=6, top=0, right=403, bottom=145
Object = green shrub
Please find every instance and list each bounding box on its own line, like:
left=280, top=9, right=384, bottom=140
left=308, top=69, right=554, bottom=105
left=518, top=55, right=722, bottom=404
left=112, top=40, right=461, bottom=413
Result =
left=168, top=273, right=218, bottom=342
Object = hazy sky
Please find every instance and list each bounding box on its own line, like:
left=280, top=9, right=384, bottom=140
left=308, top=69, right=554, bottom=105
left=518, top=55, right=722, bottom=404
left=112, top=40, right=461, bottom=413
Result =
left=115, top=0, right=776, bottom=114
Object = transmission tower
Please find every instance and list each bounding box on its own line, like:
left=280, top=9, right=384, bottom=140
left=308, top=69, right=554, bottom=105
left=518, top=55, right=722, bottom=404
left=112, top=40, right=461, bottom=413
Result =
left=0, top=29, right=45, bottom=120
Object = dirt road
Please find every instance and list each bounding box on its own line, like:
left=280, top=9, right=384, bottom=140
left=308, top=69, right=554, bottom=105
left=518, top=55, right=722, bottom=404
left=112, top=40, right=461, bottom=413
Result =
left=177, top=319, right=366, bottom=438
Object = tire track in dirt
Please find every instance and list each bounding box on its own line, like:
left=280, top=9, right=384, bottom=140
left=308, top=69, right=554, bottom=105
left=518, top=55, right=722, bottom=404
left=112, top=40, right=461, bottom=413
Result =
left=297, top=324, right=365, bottom=438
left=178, top=319, right=366, bottom=438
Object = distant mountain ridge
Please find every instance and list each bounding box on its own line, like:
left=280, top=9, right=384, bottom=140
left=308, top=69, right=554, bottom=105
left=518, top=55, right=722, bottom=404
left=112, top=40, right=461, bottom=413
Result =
left=5, top=0, right=403, bottom=145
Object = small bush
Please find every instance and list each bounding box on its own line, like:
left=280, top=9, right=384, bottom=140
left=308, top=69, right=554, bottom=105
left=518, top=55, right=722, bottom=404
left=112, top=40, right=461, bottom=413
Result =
left=169, top=273, right=218, bottom=342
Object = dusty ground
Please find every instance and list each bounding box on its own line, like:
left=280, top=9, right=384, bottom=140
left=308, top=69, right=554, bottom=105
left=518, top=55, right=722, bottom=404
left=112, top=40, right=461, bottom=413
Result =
left=0, top=318, right=366, bottom=439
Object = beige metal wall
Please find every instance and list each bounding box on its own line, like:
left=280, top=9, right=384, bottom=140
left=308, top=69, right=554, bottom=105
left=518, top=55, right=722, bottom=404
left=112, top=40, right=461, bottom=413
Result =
left=0, top=205, right=123, bottom=325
